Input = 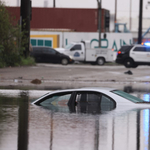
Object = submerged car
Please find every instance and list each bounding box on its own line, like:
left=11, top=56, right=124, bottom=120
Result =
left=32, top=87, right=150, bottom=114
left=30, top=46, right=74, bottom=65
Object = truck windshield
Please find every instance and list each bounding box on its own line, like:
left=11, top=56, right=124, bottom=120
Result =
left=65, top=43, right=74, bottom=50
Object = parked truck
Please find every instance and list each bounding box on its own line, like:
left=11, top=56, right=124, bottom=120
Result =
left=55, top=41, right=114, bottom=65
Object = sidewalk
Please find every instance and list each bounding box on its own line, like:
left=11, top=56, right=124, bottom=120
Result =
left=0, top=63, right=150, bottom=91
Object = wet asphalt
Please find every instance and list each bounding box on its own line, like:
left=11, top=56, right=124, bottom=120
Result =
left=0, top=63, right=150, bottom=91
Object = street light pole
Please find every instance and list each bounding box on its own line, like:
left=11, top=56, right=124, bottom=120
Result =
left=114, top=0, right=117, bottom=30
left=53, top=0, right=55, bottom=7
left=129, top=0, right=132, bottom=30
left=138, top=0, right=143, bottom=44
left=20, top=0, right=31, bottom=57
left=97, top=0, right=102, bottom=48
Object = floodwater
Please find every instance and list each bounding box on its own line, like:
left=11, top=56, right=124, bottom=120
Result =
left=0, top=87, right=150, bottom=150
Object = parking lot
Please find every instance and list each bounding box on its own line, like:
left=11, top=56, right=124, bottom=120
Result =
left=0, top=63, right=150, bottom=91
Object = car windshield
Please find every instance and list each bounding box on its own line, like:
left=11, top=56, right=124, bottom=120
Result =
left=65, top=43, right=74, bottom=50
left=111, top=90, right=144, bottom=103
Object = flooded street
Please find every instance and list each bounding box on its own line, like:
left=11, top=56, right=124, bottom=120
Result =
left=0, top=87, right=150, bottom=150
left=0, top=64, right=150, bottom=149
left=1, top=0, right=150, bottom=148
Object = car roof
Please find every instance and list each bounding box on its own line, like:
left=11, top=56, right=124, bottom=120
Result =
left=44, top=87, right=116, bottom=97
left=34, top=87, right=115, bottom=98
left=32, top=46, right=58, bottom=52
left=121, top=44, right=146, bottom=47
left=32, top=46, right=50, bottom=48
left=32, top=46, right=57, bottom=49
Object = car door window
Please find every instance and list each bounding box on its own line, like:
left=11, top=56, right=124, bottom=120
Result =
left=75, top=92, right=101, bottom=114
left=36, top=49, right=42, bottom=53
left=76, top=92, right=101, bottom=104
left=42, top=48, right=55, bottom=54
left=48, top=48, right=56, bottom=54
left=42, top=48, right=48, bottom=53
left=101, top=95, right=116, bottom=111
left=75, top=92, right=116, bottom=113
left=71, top=44, right=81, bottom=51
left=33, top=47, right=42, bottom=54
left=133, top=47, right=146, bottom=52
left=38, top=92, right=72, bottom=109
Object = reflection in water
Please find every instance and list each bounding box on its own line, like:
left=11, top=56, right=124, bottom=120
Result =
left=137, top=110, right=140, bottom=150
left=94, top=117, right=99, bottom=150
left=50, top=112, right=53, bottom=150
left=17, top=95, right=29, bottom=150
left=143, top=109, right=150, bottom=150
left=144, top=94, right=150, bottom=102
left=0, top=96, right=18, bottom=150
left=1, top=92, right=150, bottom=150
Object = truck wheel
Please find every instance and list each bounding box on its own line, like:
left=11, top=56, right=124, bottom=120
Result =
left=61, top=58, right=68, bottom=65
left=97, top=57, right=105, bottom=65
left=124, top=59, right=133, bottom=68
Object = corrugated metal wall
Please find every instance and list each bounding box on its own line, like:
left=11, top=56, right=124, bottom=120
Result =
left=6, top=7, right=107, bottom=32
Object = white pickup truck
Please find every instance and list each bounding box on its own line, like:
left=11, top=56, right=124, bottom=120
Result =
left=56, top=41, right=114, bottom=65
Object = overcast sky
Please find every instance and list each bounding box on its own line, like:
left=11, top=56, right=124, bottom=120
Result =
left=2, top=0, right=150, bottom=19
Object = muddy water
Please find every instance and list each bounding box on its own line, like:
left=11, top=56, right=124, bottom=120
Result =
left=0, top=89, right=150, bottom=150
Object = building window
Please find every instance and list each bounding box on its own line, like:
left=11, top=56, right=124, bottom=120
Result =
left=31, top=39, right=36, bottom=46
left=45, top=40, right=52, bottom=47
left=38, top=40, right=43, bottom=46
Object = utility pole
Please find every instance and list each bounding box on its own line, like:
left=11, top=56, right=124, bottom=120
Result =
left=138, top=0, right=143, bottom=44
left=20, top=0, right=31, bottom=58
left=53, top=0, right=55, bottom=8
left=97, top=0, right=101, bottom=48
left=129, top=0, right=132, bottom=31
left=17, top=0, right=19, bottom=6
left=114, top=0, right=117, bottom=30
